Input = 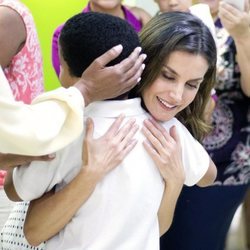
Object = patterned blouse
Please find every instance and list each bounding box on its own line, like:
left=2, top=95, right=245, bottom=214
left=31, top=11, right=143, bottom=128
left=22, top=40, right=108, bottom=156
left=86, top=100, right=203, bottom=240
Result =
left=203, top=18, right=250, bottom=186
left=0, top=0, right=44, bottom=188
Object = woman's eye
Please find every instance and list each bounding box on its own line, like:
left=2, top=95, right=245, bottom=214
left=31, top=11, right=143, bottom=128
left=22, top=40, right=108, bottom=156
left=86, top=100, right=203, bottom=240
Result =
left=187, top=82, right=198, bottom=89
left=163, top=73, right=174, bottom=80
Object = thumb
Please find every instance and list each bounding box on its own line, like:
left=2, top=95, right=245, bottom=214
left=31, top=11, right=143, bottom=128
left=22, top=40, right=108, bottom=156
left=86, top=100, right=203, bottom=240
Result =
left=83, top=118, right=94, bottom=163
left=85, top=117, right=94, bottom=139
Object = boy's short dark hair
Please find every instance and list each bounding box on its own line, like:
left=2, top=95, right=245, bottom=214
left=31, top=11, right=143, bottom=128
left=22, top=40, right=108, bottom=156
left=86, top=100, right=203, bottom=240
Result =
left=59, top=12, right=140, bottom=78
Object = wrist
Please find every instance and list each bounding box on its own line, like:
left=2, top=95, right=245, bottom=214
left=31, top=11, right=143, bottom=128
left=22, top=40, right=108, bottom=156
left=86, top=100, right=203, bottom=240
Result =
left=165, top=180, right=183, bottom=194
left=73, top=80, right=91, bottom=106
left=79, top=167, right=102, bottom=188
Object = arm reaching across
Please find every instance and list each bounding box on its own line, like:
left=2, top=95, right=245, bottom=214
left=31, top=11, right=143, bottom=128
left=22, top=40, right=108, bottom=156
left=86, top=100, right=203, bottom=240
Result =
left=0, top=46, right=145, bottom=157
left=4, top=116, right=139, bottom=246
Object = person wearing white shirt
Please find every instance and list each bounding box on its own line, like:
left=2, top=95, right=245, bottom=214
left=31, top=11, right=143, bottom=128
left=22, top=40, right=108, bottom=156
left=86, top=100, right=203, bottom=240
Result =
left=0, top=44, right=145, bottom=159
left=3, top=12, right=218, bottom=250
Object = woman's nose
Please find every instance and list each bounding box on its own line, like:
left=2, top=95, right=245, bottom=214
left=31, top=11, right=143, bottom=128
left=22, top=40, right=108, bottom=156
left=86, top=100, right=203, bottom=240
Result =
left=169, top=85, right=183, bottom=103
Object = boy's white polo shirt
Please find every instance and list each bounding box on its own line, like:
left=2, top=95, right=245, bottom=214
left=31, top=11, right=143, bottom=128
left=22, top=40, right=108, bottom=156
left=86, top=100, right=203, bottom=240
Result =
left=13, top=98, right=209, bottom=250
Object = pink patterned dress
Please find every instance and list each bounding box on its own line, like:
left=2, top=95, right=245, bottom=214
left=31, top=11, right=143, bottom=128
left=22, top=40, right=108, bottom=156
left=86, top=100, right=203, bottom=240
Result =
left=0, top=1, right=45, bottom=249
left=0, top=0, right=44, bottom=188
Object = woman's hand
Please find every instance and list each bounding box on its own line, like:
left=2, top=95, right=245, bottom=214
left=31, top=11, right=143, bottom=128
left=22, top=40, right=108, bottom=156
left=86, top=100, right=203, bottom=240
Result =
left=82, top=115, right=139, bottom=183
left=142, top=118, right=185, bottom=234
left=0, top=153, right=55, bottom=170
left=219, top=1, right=250, bottom=40
left=23, top=115, right=139, bottom=246
left=142, top=118, right=185, bottom=187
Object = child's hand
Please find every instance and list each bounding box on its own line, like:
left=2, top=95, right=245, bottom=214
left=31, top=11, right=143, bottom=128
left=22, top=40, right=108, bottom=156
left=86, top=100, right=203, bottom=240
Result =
left=142, top=118, right=185, bottom=188
left=82, top=115, right=139, bottom=183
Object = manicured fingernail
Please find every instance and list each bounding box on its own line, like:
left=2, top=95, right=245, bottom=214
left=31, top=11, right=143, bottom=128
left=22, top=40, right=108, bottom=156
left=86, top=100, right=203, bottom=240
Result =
left=136, top=47, right=142, bottom=52
left=113, top=44, right=123, bottom=52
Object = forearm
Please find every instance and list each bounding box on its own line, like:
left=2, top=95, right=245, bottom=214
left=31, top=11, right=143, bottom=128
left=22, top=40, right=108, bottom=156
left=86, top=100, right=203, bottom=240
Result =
left=197, top=158, right=217, bottom=187
left=234, top=31, right=250, bottom=96
left=4, top=168, right=22, bottom=201
left=158, top=182, right=183, bottom=236
left=0, top=86, right=84, bottom=155
left=24, top=168, right=98, bottom=246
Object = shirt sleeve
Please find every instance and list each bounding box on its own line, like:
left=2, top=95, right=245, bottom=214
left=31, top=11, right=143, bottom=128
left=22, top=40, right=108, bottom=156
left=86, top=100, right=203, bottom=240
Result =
left=12, top=134, right=83, bottom=201
left=176, top=121, right=210, bottom=186
left=0, top=67, right=84, bottom=155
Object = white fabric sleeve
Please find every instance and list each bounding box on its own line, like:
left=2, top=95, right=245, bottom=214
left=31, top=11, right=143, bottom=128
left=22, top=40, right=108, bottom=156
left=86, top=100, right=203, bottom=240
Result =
left=0, top=67, right=84, bottom=155
left=12, top=135, right=83, bottom=201
left=177, top=122, right=210, bottom=186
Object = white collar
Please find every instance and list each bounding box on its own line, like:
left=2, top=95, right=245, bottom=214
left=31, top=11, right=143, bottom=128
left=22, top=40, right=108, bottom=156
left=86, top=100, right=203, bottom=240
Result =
left=84, top=98, right=146, bottom=118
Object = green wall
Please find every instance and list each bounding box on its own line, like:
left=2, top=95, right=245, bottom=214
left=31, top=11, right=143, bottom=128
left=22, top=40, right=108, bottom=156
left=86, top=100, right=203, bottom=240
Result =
left=21, top=0, right=87, bottom=90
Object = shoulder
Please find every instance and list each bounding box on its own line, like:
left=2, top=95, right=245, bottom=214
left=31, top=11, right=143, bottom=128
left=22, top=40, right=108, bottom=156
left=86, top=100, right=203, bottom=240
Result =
left=125, top=5, right=151, bottom=26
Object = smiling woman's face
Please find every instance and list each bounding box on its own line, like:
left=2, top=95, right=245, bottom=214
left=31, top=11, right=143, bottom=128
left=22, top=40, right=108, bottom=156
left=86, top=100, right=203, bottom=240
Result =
left=142, top=50, right=209, bottom=122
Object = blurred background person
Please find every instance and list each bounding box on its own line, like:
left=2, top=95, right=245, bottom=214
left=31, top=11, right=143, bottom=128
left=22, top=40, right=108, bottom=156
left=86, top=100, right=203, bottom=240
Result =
left=160, top=0, right=250, bottom=249
left=52, top=0, right=152, bottom=76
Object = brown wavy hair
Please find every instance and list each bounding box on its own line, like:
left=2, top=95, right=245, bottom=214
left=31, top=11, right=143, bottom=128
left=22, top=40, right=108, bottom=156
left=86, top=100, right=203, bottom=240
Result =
left=130, top=12, right=217, bottom=141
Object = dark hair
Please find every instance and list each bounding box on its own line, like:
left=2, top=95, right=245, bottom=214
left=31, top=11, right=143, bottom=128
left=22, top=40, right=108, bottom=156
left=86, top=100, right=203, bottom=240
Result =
left=59, top=12, right=140, bottom=77
left=130, top=11, right=217, bottom=141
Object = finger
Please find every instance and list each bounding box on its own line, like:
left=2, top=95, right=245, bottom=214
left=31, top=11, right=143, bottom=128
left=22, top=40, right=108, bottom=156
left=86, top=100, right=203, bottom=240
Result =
left=169, top=126, right=180, bottom=145
left=83, top=118, right=94, bottom=163
left=92, top=44, right=123, bottom=68
left=143, top=119, right=174, bottom=147
left=220, top=1, right=242, bottom=17
left=123, top=54, right=146, bottom=82
left=121, top=56, right=146, bottom=91
left=142, top=140, right=161, bottom=166
left=33, top=154, right=56, bottom=162
left=115, top=118, right=137, bottom=141
left=85, top=118, right=94, bottom=140
left=117, top=47, right=142, bottom=73
left=119, top=139, right=138, bottom=160
left=118, top=122, right=139, bottom=148
left=104, top=114, right=125, bottom=137
left=142, top=125, right=162, bottom=154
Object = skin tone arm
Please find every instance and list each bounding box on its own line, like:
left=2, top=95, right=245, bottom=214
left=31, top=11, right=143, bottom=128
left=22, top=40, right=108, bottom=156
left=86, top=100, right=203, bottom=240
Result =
left=0, top=154, right=55, bottom=170
left=142, top=118, right=185, bottom=236
left=218, top=1, right=250, bottom=97
left=127, top=5, right=152, bottom=26
left=0, top=6, right=25, bottom=67
left=0, top=6, right=145, bottom=160
left=0, top=5, right=146, bottom=105
left=4, top=115, right=139, bottom=246
left=141, top=118, right=217, bottom=235
left=196, top=158, right=217, bottom=187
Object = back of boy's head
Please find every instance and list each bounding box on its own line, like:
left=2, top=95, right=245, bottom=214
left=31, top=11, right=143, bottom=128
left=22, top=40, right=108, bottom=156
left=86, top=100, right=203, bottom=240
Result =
left=59, top=12, right=140, bottom=78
